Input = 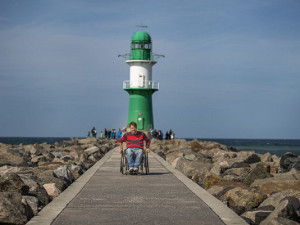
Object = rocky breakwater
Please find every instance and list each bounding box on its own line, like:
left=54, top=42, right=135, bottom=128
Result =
left=151, top=138, right=300, bottom=225
left=0, top=137, right=118, bottom=225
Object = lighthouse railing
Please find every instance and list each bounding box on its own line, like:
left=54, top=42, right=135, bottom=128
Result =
left=123, top=80, right=159, bottom=90
left=118, top=53, right=165, bottom=61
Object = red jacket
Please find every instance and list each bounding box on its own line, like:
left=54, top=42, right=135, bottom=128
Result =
left=118, top=131, right=150, bottom=149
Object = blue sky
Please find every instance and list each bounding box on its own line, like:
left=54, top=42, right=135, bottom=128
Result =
left=0, top=0, right=299, bottom=139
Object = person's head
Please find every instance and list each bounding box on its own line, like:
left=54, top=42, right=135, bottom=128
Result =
left=129, top=121, right=137, bottom=134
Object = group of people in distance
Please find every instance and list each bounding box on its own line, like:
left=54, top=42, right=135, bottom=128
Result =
left=150, top=129, right=175, bottom=140
left=87, top=127, right=125, bottom=139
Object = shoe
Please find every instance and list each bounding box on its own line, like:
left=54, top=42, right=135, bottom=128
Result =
left=134, top=168, right=139, bottom=173
left=129, top=168, right=134, bottom=172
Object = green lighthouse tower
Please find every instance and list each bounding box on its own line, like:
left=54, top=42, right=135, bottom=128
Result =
left=119, top=29, right=164, bottom=130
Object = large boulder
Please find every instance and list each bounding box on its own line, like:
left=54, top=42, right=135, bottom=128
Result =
left=222, top=167, right=251, bottom=181
left=0, top=192, right=27, bottom=225
left=241, top=205, right=275, bottom=225
left=260, top=198, right=300, bottom=224
left=250, top=170, right=300, bottom=195
left=165, top=150, right=184, bottom=163
left=244, top=154, right=261, bottom=164
left=219, top=187, right=267, bottom=210
left=84, top=146, right=100, bottom=156
left=0, top=173, right=29, bottom=195
left=18, top=173, right=39, bottom=193
left=0, top=149, right=26, bottom=166
left=244, top=163, right=273, bottom=185
left=22, top=195, right=39, bottom=216
left=0, top=165, right=21, bottom=176
left=53, top=165, right=74, bottom=184
left=43, top=183, right=61, bottom=198
left=260, top=189, right=300, bottom=208
left=173, top=157, right=212, bottom=179
left=280, top=152, right=300, bottom=172
left=33, top=169, right=69, bottom=192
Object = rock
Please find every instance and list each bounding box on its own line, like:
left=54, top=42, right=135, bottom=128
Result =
left=0, top=149, right=26, bottom=166
left=232, top=206, right=246, bottom=215
left=157, top=151, right=166, bottom=160
left=43, top=183, right=61, bottom=198
left=166, top=150, right=184, bottom=164
left=61, top=155, right=74, bottom=161
left=31, top=155, right=47, bottom=163
left=280, top=152, right=300, bottom=172
left=244, top=163, right=273, bottom=185
left=51, top=151, right=64, bottom=158
left=34, top=187, right=51, bottom=206
left=68, top=163, right=83, bottom=180
left=24, top=144, right=42, bottom=156
left=219, top=161, right=229, bottom=167
left=174, top=157, right=212, bottom=179
left=261, top=198, right=300, bottom=223
left=184, top=154, right=197, bottom=161
left=22, top=195, right=39, bottom=216
left=261, top=217, right=300, bottom=225
left=244, top=154, right=261, bottom=164
left=0, top=173, right=29, bottom=195
left=214, top=186, right=236, bottom=199
left=53, top=165, right=74, bottom=184
left=260, top=190, right=300, bottom=208
left=251, top=179, right=300, bottom=195
left=261, top=152, right=273, bottom=162
left=202, top=174, right=222, bottom=189
left=241, top=206, right=275, bottom=225
left=219, top=187, right=267, bottom=210
left=0, top=192, right=27, bottom=225
left=289, top=161, right=300, bottom=171
left=229, top=162, right=251, bottom=169
left=78, top=137, right=98, bottom=145
left=34, top=169, right=69, bottom=192
left=223, top=167, right=251, bottom=181
left=0, top=165, right=21, bottom=176
left=84, top=146, right=100, bottom=156
left=18, top=173, right=39, bottom=192
left=38, top=161, right=65, bottom=169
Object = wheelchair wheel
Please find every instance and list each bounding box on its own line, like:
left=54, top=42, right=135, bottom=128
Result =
left=144, top=153, right=149, bottom=175
left=120, top=152, right=127, bottom=175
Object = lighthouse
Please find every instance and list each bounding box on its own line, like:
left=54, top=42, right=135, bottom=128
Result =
left=119, top=29, right=164, bottom=130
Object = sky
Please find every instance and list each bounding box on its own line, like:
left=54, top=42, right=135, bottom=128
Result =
left=0, top=0, right=299, bottom=139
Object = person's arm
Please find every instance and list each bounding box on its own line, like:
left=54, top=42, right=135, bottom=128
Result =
left=118, top=134, right=127, bottom=154
left=144, top=133, right=150, bottom=153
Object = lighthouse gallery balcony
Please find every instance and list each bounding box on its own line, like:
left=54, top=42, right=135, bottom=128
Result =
left=123, top=80, right=159, bottom=90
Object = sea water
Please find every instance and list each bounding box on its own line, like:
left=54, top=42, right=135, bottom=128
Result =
left=0, top=137, right=299, bottom=157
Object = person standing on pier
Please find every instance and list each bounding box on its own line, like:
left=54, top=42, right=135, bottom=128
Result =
left=118, top=121, right=150, bottom=173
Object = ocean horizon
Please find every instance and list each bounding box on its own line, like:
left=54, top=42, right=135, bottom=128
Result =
left=0, top=137, right=299, bottom=157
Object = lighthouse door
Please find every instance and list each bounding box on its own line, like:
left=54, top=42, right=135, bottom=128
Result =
left=138, top=74, right=145, bottom=87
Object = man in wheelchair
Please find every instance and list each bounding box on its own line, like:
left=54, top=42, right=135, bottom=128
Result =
left=118, top=121, right=150, bottom=173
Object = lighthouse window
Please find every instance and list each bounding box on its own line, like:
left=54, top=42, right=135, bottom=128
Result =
left=135, top=43, right=139, bottom=49
left=144, top=43, right=149, bottom=49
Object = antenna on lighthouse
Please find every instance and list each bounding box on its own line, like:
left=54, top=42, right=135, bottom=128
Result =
left=136, top=24, right=148, bottom=30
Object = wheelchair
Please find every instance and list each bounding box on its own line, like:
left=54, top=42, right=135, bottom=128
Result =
left=120, top=149, right=149, bottom=175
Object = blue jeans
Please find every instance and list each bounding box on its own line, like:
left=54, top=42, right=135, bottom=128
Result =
left=126, top=148, right=143, bottom=169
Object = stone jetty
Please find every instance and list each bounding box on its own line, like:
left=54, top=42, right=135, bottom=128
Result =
left=150, top=138, right=300, bottom=224
left=1, top=137, right=300, bottom=224
left=0, top=138, right=118, bottom=224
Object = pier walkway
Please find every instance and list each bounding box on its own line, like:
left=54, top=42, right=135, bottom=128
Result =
left=27, top=147, right=247, bottom=225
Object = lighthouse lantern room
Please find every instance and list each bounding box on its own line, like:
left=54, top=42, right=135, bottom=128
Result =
left=119, top=29, right=164, bottom=130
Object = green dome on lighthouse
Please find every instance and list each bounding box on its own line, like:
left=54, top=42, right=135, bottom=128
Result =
left=131, top=31, right=152, bottom=42
left=131, top=31, right=152, bottom=60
